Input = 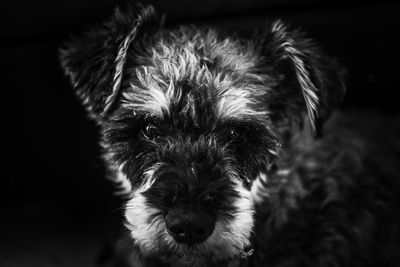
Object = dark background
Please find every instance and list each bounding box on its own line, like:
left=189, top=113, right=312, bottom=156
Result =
left=1, top=0, right=399, bottom=266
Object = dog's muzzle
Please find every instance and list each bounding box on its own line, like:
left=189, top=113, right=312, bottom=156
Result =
left=166, top=208, right=216, bottom=244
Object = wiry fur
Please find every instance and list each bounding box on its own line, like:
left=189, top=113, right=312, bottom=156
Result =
left=121, top=27, right=271, bottom=122
left=250, top=112, right=400, bottom=267
left=60, top=4, right=400, bottom=267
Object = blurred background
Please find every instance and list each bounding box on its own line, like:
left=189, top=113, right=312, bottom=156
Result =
left=2, top=0, right=399, bottom=266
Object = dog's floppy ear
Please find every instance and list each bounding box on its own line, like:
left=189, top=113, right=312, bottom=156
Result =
left=256, top=20, right=345, bottom=137
left=60, top=4, right=162, bottom=120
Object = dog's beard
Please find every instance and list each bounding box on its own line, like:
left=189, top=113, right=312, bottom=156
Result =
left=124, top=165, right=255, bottom=266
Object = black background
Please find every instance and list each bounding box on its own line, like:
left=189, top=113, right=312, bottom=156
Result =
left=1, top=1, right=399, bottom=266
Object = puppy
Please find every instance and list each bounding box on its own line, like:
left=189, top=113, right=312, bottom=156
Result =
left=60, top=4, right=400, bottom=267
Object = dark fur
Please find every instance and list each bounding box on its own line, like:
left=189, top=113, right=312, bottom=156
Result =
left=60, top=4, right=400, bottom=267
left=251, top=112, right=400, bottom=267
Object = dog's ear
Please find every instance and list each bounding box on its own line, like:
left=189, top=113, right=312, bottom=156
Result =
left=255, top=20, right=346, bottom=137
left=60, top=4, right=162, bottom=121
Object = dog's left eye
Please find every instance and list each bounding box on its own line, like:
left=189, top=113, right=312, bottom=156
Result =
left=225, top=124, right=257, bottom=142
left=229, top=128, right=240, bottom=140
left=143, top=123, right=160, bottom=139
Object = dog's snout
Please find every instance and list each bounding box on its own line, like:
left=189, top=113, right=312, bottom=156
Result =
left=166, top=209, right=215, bottom=244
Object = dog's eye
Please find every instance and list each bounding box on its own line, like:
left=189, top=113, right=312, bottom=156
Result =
left=143, top=123, right=159, bottom=139
left=226, top=125, right=256, bottom=142
left=228, top=128, right=240, bottom=140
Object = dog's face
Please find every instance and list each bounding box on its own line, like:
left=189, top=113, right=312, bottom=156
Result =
left=60, top=5, right=345, bottom=266
left=102, top=28, right=277, bottom=264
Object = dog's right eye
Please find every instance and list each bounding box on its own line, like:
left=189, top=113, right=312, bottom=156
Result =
left=142, top=123, right=159, bottom=140
left=228, top=128, right=240, bottom=140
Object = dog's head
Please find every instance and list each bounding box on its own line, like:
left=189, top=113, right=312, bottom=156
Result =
left=60, top=4, right=345, bottom=266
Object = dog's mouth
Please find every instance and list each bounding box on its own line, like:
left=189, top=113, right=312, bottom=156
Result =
left=157, top=243, right=254, bottom=267
left=148, top=217, right=255, bottom=267
left=125, top=217, right=254, bottom=266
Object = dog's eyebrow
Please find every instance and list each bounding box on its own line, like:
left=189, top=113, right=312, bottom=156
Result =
left=122, top=80, right=171, bottom=118
left=215, top=88, right=268, bottom=120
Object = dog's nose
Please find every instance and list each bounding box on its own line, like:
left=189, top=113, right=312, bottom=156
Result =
left=165, top=209, right=215, bottom=244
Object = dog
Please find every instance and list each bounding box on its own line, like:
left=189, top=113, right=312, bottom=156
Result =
left=60, top=4, right=400, bottom=267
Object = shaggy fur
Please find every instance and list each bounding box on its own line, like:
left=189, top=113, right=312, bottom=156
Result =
left=60, top=4, right=400, bottom=267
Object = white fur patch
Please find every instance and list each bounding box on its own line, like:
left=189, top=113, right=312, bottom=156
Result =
left=124, top=169, right=255, bottom=264
left=216, top=82, right=268, bottom=120
left=122, top=67, right=172, bottom=116
left=125, top=191, right=165, bottom=254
